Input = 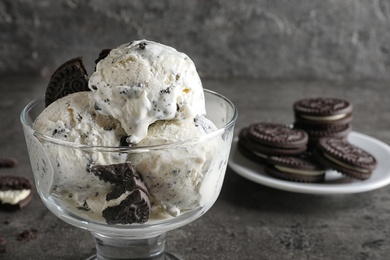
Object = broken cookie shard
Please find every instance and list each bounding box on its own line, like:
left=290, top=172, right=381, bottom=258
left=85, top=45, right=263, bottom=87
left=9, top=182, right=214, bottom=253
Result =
left=103, top=189, right=150, bottom=224
left=106, top=173, right=148, bottom=201
left=89, top=163, right=151, bottom=224
left=89, top=162, right=140, bottom=185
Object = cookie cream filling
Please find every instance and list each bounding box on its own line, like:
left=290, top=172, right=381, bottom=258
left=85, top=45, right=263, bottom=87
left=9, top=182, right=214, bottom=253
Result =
left=324, top=153, right=370, bottom=173
left=274, top=165, right=325, bottom=176
left=0, top=189, right=31, bottom=204
left=252, top=151, right=268, bottom=159
left=301, top=113, right=347, bottom=121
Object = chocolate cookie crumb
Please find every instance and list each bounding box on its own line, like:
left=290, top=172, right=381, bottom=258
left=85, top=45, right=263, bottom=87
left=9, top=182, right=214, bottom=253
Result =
left=139, top=42, right=147, bottom=49
left=0, top=234, right=6, bottom=254
left=17, top=228, right=37, bottom=242
left=0, top=158, right=18, bottom=168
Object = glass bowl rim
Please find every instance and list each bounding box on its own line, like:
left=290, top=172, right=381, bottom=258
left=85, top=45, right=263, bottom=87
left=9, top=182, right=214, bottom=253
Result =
left=20, top=89, right=238, bottom=151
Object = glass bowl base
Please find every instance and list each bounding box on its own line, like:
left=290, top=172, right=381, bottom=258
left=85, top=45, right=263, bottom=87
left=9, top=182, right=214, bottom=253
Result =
left=86, top=251, right=182, bottom=260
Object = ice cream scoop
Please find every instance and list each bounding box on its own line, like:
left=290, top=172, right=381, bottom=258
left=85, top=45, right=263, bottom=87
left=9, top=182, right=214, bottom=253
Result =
left=89, top=40, right=206, bottom=144
left=131, top=116, right=218, bottom=216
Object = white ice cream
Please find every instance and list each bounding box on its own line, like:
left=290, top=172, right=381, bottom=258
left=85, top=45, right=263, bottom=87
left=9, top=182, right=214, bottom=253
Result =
left=89, top=40, right=206, bottom=144
left=33, top=92, right=126, bottom=203
left=131, top=117, right=217, bottom=216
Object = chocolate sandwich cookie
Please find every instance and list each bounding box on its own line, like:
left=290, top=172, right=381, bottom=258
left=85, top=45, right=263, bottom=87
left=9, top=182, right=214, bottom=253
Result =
left=238, top=127, right=269, bottom=163
left=0, top=176, right=33, bottom=211
left=89, top=163, right=150, bottom=224
left=295, top=123, right=351, bottom=140
left=294, top=122, right=352, bottom=149
left=314, top=137, right=377, bottom=180
left=265, top=155, right=326, bottom=183
left=45, top=57, right=89, bottom=107
left=294, top=97, right=353, bottom=126
left=238, top=123, right=308, bottom=162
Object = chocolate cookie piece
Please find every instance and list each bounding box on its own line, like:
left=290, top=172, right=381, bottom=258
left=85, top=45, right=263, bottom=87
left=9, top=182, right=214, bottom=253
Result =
left=238, top=123, right=308, bottom=162
left=0, top=176, right=33, bottom=211
left=45, top=57, right=89, bottom=107
left=314, top=137, right=376, bottom=180
left=95, top=48, right=112, bottom=66
left=102, top=189, right=150, bottom=225
left=89, top=163, right=150, bottom=224
left=265, top=154, right=326, bottom=183
left=294, top=97, right=353, bottom=126
left=89, top=163, right=138, bottom=185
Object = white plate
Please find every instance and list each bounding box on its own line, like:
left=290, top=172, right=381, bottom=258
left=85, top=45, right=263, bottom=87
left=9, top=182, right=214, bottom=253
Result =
left=228, top=132, right=390, bottom=194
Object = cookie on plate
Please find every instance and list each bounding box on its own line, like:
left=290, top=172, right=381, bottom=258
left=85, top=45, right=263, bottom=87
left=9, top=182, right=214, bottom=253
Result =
left=293, top=97, right=353, bottom=126
left=294, top=122, right=352, bottom=149
left=238, top=122, right=308, bottom=162
left=265, top=154, right=326, bottom=183
left=313, top=137, right=377, bottom=180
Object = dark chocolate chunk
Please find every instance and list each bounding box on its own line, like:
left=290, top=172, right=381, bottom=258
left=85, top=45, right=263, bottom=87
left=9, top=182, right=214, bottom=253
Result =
left=45, top=57, right=89, bottom=107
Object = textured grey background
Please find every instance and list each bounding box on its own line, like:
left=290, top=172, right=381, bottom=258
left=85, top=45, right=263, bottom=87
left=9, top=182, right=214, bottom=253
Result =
left=2, top=1, right=390, bottom=259
left=1, top=0, right=390, bottom=80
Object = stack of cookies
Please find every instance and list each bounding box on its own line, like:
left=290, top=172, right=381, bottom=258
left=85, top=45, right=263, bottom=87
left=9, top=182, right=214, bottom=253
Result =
left=238, top=97, right=377, bottom=183
left=238, top=122, right=327, bottom=183
left=293, top=97, right=353, bottom=149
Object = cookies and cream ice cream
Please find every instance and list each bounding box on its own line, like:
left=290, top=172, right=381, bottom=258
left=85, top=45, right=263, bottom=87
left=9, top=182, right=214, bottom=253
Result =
left=89, top=40, right=206, bottom=144
left=27, top=40, right=232, bottom=224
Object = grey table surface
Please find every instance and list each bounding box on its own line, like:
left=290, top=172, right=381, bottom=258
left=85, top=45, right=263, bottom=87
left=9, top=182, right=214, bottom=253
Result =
left=1, top=76, right=390, bottom=260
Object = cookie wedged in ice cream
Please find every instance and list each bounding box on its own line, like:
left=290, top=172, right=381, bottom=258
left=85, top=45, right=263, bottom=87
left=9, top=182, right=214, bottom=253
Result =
left=89, top=40, right=206, bottom=144
left=32, top=39, right=223, bottom=223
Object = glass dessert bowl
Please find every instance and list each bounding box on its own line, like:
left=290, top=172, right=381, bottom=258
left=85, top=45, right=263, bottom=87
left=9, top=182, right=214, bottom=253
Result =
left=21, top=89, right=237, bottom=260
